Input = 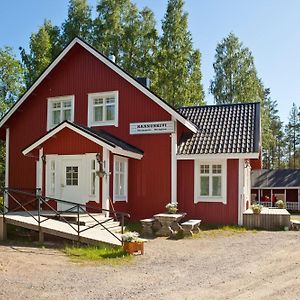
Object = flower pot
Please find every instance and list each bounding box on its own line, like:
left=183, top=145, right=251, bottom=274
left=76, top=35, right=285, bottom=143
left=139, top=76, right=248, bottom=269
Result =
left=123, top=241, right=144, bottom=255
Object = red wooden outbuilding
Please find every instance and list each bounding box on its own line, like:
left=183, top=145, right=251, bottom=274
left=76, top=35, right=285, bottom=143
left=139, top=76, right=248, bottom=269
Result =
left=0, top=38, right=261, bottom=225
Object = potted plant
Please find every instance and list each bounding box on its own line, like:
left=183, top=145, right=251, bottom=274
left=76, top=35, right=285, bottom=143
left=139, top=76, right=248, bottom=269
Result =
left=275, top=200, right=285, bottom=209
left=165, top=203, right=178, bottom=214
left=251, top=203, right=263, bottom=214
left=122, top=232, right=144, bottom=255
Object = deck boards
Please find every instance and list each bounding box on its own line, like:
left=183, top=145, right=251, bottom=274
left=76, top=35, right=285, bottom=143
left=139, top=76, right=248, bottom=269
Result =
left=4, top=212, right=122, bottom=246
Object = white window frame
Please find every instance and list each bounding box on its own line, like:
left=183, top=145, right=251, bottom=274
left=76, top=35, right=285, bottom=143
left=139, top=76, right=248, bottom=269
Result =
left=113, top=156, right=128, bottom=202
left=194, top=159, right=227, bottom=204
left=88, top=91, right=118, bottom=127
left=47, top=95, right=75, bottom=130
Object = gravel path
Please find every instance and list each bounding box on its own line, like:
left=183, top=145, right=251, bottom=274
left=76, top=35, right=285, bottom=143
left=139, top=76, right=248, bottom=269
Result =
left=0, top=231, right=299, bottom=300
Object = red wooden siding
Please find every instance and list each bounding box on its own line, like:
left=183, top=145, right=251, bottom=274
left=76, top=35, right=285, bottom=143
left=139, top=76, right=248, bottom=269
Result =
left=5, top=43, right=172, bottom=220
left=177, top=159, right=239, bottom=224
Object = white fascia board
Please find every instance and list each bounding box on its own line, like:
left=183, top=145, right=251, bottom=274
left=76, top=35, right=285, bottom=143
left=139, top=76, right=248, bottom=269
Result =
left=22, top=122, right=143, bottom=160
left=177, top=153, right=259, bottom=160
left=0, top=37, right=197, bottom=134
left=22, top=122, right=115, bottom=155
left=0, top=39, right=78, bottom=128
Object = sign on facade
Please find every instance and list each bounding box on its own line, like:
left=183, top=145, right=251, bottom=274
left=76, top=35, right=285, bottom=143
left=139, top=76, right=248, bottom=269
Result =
left=130, top=121, right=175, bottom=135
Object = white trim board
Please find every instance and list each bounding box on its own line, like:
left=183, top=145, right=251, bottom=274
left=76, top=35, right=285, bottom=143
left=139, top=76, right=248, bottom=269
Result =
left=22, top=122, right=143, bottom=160
left=0, top=38, right=197, bottom=134
left=177, top=153, right=259, bottom=160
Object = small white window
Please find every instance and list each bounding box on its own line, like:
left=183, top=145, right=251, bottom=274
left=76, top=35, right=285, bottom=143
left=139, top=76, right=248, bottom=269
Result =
left=194, top=160, right=226, bottom=204
left=90, top=159, right=96, bottom=196
left=113, top=156, right=128, bottom=202
left=47, top=95, right=75, bottom=130
left=50, top=160, right=56, bottom=195
left=88, top=91, right=118, bottom=127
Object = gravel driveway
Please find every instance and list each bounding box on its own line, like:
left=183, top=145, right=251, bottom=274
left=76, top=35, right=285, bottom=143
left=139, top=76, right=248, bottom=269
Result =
left=0, top=231, right=299, bottom=300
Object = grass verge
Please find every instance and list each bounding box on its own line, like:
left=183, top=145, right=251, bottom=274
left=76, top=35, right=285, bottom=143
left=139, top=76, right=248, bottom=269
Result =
left=63, top=244, right=132, bottom=264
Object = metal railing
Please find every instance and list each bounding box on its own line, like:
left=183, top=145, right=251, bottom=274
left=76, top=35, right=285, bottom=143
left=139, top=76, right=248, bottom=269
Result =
left=1, top=187, right=130, bottom=244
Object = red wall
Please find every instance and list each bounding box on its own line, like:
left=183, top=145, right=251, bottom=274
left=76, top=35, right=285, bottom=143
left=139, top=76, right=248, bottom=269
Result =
left=177, top=159, right=239, bottom=224
left=5, top=43, right=172, bottom=220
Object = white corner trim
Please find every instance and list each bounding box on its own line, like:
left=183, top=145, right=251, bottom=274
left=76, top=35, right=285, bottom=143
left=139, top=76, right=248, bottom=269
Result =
left=47, top=95, right=75, bottom=131
left=238, top=159, right=244, bottom=226
left=171, top=118, right=177, bottom=204
left=0, top=38, right=197, bottom=134
left=87, top=91, right=119, bottom=127
left=178, top=153, right=259, bottom=160
left=194, top=159, right=227, bottom=204
left=4, top=128, right=9, bottom=209
left=102, top=148, right=110, bottom=216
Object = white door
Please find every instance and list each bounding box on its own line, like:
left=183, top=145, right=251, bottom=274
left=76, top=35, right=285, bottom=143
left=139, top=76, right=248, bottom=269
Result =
left=60, top=158, right=84, bottom=211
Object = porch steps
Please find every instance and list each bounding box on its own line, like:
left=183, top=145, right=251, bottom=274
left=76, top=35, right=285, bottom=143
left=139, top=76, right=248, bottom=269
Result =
left=3, top=212, right=122, bottom=246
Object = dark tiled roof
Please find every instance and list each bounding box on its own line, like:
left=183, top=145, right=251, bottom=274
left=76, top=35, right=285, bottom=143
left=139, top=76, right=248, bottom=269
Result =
left=72, top=122, right=144, bottom=155
left=251, top=169, right=300, bottom=188
left=177, top=102, right=260, bottom=155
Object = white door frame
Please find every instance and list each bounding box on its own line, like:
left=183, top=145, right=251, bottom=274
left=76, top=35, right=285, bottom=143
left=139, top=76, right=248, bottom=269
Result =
left=45, top=154, right=100, bottom=210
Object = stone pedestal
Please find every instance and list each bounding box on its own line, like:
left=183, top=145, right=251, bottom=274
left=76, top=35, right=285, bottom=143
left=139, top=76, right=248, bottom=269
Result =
left=140, top=218, right=155, bottom=237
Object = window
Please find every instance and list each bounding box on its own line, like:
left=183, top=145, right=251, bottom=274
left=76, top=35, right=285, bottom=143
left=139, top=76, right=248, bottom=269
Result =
left=50, top=160, right=56, bottom=195
left=88, top=91, right=118, bottom=127
left=113, top=156, right=128, bottom=202
left=194, top=160, right=226, bottom=204
left=66, top=166, right=78, bottom=186
left=47, top=95, right=74, bottom=130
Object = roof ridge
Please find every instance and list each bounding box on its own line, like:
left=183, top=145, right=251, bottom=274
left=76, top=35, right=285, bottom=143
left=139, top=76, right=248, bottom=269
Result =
left=178, top=102, right=260, bottom=110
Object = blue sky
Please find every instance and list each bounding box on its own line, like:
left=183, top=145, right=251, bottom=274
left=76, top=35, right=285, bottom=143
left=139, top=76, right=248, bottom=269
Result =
left=1, top=0, right=299, bottom=123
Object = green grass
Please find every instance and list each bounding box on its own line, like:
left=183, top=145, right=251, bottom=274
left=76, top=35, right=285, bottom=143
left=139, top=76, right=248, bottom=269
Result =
left=63, top=244, right=132, bottom=264
left=190, top=224, right=254, bottom=238
left=290, top=215, right=300, bottom=221
left=124, top=220, right=142, bottom=234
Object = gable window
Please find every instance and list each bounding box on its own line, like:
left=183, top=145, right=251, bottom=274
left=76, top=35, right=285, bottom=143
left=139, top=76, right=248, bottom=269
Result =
left=194, top=160, right=226, bottom=204
left=88, top=91, right=118, bottom=127
left=113, top=156, right=128, bottom=202
left=47, top=95, right=75, bottom=130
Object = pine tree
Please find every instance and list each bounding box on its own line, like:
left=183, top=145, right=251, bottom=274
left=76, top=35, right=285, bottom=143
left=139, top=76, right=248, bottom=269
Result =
left=20, top=20, right=60, bottom=87
left=157, top=0, right=204, bottom=107
left=61, top=0, right=92, bottom=46
left=210, top=33, right=264, bottom=104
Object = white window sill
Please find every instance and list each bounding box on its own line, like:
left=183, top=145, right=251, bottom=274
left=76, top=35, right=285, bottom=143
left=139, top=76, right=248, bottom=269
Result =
left=90, top=121, right=117, bottom=127
left=195, top=197, right=226, bottom=204
left=113, top=197, right=128, bottom=203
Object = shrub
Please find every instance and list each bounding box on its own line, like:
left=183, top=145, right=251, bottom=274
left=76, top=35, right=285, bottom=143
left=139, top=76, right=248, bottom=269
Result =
left=251, top=203, right=263, bottom=214
left=165, top=202, right=178, bottom=214
left=275, top=200, right=285, bottom=209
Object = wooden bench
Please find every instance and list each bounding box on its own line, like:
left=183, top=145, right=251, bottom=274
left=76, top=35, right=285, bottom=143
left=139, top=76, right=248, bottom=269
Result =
left=180, top=219, right=201, bottom=236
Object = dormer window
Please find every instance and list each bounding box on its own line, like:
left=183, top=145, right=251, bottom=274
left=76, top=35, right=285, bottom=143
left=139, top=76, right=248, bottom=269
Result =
left=47, top=95, right=75, bottom=130
left=88, top=91, right=118, bottom=127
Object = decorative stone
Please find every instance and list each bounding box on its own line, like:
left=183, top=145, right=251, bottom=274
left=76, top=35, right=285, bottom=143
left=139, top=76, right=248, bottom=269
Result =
left=140, top=218, right=155, bottom=237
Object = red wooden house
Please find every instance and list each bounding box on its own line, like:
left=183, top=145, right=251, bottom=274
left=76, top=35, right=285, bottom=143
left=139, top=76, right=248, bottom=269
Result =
left=0, top=38, right=261, bottom=225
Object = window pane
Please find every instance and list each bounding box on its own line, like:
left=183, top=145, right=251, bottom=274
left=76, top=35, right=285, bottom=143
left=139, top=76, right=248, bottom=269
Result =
left=115, top=174, right=119, bottom=195
left=63, top=109, right=71, bottom=121
left=212, top=176, right=222, bottom=196
left=106, top=97, right=115, bottom=105
left=94, top=106, right=103, bottom=122
left=106, top=105, right=115, bottom=121
left=200, top=176, right=209, bottom=196
left=119, top=161, right=124, bottom=172
left=94, top=98, right=103, bottom=105
left=91, top=160, right=95, bottom=170
left=200, top=165, right=209, bottom=174
left=119, top=173, right=124, bottom=195
left=52, top=102, right=61, bottom=109
left=63, top=101, right=72, bottom=108
left=91, top=172, right=96, bottom=195
left=213, top=165, right=222, bottom=174
left=52, top=110, right=60, bottom=125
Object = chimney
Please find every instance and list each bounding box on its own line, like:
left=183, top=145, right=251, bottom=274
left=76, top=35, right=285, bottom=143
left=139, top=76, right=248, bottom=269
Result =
left=108, top=54, right=116, bottom=63
left=136, top=77, right=151, bottom=89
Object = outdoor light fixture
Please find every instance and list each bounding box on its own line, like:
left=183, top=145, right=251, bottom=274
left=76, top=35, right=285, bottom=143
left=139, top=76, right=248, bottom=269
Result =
left=41, top=154, right=46, bottom=163
left=95, top=153, right=106, bottom=177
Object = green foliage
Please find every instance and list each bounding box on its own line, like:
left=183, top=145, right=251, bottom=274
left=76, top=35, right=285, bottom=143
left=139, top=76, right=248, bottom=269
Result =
left=20, top=20, right=61, bottom=87
left=0, top=196, right=3, bottom=212
left=210, top=33, right=264, bottom=104
left=61, top=0, right=93, bottom=46
left=157, top=0, right=204, bottom=107
left=0, top=46, right=25, bottom=115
